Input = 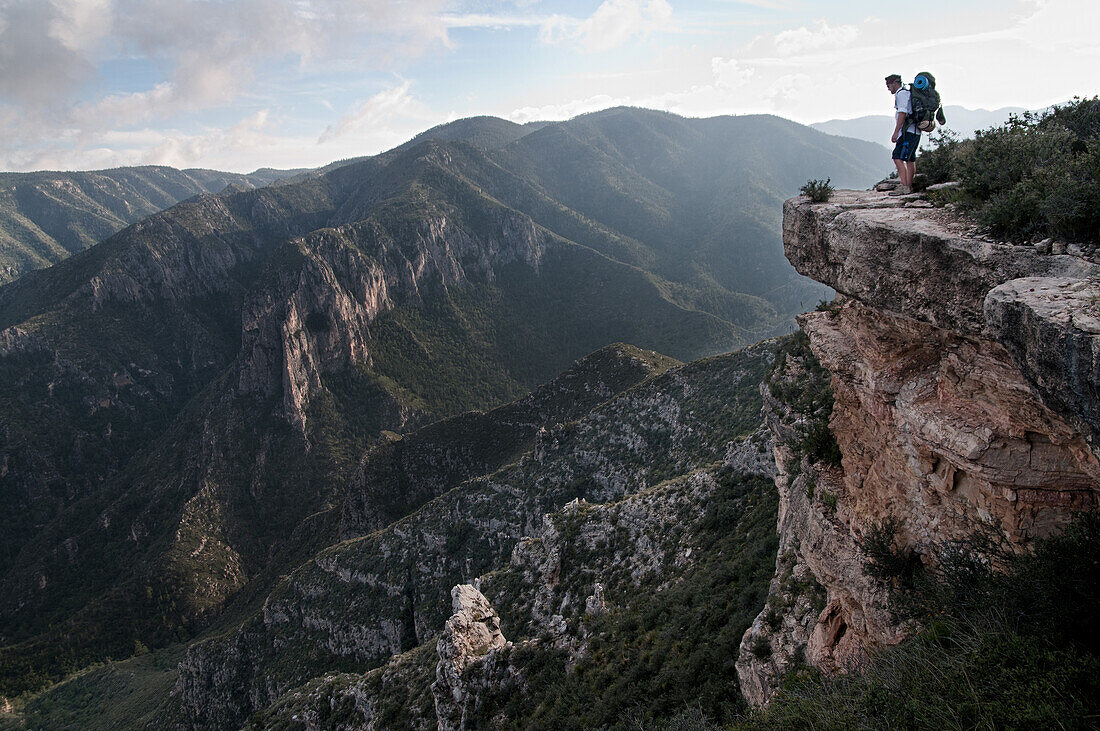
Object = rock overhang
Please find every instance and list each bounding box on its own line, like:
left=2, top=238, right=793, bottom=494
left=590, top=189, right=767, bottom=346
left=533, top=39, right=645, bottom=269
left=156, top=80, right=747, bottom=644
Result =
left=784, top=188, right=1100, bottom=452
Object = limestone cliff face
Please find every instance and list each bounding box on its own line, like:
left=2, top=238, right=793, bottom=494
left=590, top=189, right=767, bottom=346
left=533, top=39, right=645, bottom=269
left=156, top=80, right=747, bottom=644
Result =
left=738, top=190, right=1100, bottom=705
left=237, top=211, right=546, bottom=433
left=432, top=584, right=510, bottom=731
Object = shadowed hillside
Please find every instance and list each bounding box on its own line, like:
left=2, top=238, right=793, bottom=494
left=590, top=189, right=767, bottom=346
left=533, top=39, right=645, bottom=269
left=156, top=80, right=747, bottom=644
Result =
left=0, top=108, right=884, bottom=703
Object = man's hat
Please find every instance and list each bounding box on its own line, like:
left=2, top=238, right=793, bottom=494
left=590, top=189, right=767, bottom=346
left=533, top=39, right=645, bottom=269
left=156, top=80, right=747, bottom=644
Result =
left=885, top=74, right=902, bottom=84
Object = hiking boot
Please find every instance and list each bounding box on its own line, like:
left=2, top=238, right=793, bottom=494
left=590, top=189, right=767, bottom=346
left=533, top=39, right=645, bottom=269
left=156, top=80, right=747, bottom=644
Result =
left=888, top=185, right=912, bottom=196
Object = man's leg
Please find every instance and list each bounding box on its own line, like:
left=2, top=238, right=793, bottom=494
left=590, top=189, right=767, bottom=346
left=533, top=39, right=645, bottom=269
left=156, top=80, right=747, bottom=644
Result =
left=902, top=160, right=915, bottom=187
left=894, top=158, right=906, bottom=182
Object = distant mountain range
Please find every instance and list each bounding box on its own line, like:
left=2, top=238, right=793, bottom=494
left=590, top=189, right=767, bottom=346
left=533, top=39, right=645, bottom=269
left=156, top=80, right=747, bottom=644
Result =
left=0, top=107, right=884, bottom=703
left=0, top=166, right=306, bottom=284
left=0, top=105, right=1038, bottom=289
left=811, top=105, right=1031, bottom=147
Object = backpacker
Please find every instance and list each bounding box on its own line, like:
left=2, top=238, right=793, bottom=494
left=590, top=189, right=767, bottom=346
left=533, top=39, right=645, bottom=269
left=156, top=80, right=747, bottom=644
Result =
left=909, top=72, right=947, bottom=132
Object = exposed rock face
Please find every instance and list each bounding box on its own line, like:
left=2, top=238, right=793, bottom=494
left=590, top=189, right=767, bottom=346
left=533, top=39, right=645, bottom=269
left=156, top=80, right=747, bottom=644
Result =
left=237, top=211, right=548, bottom=433
left=808, top=301, right=1099, bottom=535
left=739, top=190, right=1100, bottom=706
left=781, top=190, right=1097, bottom=335
left=169, top=345, right=774, bottom=729
left=986, top=276, right=1100, bottom=452
left=0, top=326, right=47, bottom=355
left=432, top=585, right=509, bottom=731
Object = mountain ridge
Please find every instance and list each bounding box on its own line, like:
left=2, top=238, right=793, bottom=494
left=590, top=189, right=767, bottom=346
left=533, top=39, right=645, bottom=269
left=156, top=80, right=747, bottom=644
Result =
left=0, top=165, right=307, bottom=284
left=811, top=104, right=1031, bottom=146
left=0, top=107, right=885, bottom=700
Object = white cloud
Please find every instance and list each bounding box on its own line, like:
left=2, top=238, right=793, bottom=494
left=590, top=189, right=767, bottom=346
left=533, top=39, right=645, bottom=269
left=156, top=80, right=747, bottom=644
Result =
left=0, top=0, right=99, bottom=104
left=49, top=0, right=111, bottom=52
left=539, top=0, right=673, bottom=52
left=712, top=57, right=754, bottom=89
left=0, top=108, right=283, bottom=171
left=1013, top=0, right=1100, bottom=54
left=508, top=94, right=630, bottom=123
left=318, top=81, right=435, bottom=143
left=441, top=13, right=546, bottom=29
left=0, top=0, right=456, bottom=170
left=773, top=20, right=858, bottom=56
left=138, top=110, right=272, bottom=168
left=0, top=0, right=449, bottom=116
left=764, top=73, right=811, bottom=109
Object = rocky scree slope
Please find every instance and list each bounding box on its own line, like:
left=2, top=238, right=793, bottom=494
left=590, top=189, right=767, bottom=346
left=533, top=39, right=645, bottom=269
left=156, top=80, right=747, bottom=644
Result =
left=737, top=189, right=1100, bottom=705
left=166, top=341, right=778, bottom=729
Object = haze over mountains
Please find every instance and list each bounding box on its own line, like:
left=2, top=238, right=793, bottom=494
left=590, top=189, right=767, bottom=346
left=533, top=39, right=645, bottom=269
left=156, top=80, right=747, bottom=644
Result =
left=0, top=107, right=884, bottom=716
left=811, top=105, right=1030, bottom=147
left=0, top=167, right=307, bottom=284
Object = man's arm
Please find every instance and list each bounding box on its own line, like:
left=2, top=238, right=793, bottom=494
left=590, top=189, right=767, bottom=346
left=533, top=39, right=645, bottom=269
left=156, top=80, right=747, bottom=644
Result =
left=892, top=111, right=906, bottom=144
left=891, top=88, right=909, bottom=144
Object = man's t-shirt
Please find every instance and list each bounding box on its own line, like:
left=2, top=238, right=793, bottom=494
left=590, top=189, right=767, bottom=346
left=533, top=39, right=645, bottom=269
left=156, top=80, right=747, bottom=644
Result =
left=894, top=88, right=920, bottom=134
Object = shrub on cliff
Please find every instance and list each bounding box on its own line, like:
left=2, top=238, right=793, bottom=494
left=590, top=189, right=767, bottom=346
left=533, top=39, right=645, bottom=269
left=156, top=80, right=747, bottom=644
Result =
left=739, top=512, right=1100, bottom=729
left=799, top=178, right=833, bottom=203
left=919, top=96, right=1100, bottom=245
left=914, top=129, right=960, bottom=186
left=767, top=332, right=842, bottom=469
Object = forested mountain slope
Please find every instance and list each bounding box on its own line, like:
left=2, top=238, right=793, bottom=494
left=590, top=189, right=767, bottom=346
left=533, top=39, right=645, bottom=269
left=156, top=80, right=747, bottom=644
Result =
left=0, top=108, right=884, bottom=703
left=0, top=165, right=305, bottom=284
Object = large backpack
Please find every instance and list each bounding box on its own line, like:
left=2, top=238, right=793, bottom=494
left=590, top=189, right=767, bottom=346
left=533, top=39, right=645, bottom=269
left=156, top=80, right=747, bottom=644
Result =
left=909, top=72, right=947, bottom=132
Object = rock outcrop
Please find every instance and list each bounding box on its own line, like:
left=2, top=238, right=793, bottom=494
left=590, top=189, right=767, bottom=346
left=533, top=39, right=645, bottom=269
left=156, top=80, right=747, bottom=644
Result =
left=237, top=210, right=546, bottom=433
left=432, top=584, right=510, bottom=731
left=985, top=276, right=1100, bottom=452
left=169, top=344, right=775, bottom=729
left=739, top=189, right=1100, bottom=705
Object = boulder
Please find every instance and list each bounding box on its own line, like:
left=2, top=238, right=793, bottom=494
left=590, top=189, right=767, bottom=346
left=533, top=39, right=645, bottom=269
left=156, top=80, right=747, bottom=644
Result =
left=432, top=585, right=508, bottom=731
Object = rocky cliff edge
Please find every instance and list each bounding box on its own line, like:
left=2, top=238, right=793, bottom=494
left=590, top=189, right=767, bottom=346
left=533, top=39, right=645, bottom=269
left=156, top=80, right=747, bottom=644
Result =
left=737, top=189, right=1100, bottom=705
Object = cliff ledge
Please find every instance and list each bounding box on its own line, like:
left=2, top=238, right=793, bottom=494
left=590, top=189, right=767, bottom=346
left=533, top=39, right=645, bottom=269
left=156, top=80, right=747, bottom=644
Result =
left=738, top=189, right=1100, bottom=705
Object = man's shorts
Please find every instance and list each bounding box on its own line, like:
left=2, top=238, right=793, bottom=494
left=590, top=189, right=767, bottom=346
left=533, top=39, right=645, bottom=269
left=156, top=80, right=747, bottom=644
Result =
left=892, top=131, right=921, bottom=162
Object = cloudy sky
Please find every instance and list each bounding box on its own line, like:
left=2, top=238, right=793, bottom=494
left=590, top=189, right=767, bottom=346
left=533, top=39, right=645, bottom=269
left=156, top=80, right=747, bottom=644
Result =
left=0, top=0, right=1095, bottom=172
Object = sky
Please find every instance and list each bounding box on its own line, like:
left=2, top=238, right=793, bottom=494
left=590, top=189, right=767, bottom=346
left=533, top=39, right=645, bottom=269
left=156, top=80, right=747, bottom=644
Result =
left=0, top=0, right=1095, bottom=172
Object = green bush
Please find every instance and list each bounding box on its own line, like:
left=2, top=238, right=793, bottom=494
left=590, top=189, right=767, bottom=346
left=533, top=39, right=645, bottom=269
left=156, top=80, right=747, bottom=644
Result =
left=739, top=614, right=1100, bottom=730
left=859, top=517, right=919, bottom=589
left=914, top=129, right=961, bottom=186
left=800, top=420, right=841, bottom=468
left=799, top=178, right=833, bottom=203
left=917, top=96, right=1100, bottom=244
left=740, top=512, right=1100, bottom=729
left=750, top=635, right=773, bottom=660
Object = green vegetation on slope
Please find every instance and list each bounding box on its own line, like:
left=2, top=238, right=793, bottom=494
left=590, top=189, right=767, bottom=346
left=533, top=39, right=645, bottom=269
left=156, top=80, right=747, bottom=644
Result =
left=11, top=644, right=186, bottom=730
left=741, top=513, right=1100, bottom=730
left=165, top=343, right=775, bottom=729
left=366, top=253, right=743, bottom=421
left=767, top=327, right=841, bottom=469
left=494, top=108, right=886, bottom=317
left=339, top=342, right=681, bottom=538
left=480, top=471, right=779, bottom=729
left=0, top=165, right=304, bottom=284
left=919, top=96, right=1100, bottom=245
left=246, top=468, right=779, bottom=731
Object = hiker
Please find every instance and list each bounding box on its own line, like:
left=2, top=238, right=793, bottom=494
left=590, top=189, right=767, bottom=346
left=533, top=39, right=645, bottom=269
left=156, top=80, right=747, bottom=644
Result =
left=886, top=73, right=919, bottom=195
